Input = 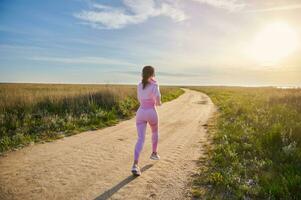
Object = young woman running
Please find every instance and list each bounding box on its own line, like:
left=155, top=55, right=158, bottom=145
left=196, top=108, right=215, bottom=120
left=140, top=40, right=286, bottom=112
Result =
left=131, top=66, right=161, bottom=176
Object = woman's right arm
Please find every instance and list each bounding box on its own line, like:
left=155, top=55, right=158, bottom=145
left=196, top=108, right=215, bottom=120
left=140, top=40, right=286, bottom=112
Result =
left=137, top=84, right=141, bottom=104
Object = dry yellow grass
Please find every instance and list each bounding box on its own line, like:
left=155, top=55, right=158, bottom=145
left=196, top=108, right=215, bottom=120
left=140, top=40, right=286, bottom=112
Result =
left=0, top=83, right=183, bottom=152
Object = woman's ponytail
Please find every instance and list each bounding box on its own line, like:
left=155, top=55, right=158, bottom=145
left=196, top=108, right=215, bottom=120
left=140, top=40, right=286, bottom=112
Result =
left=142, top=66, right=155, bottom=89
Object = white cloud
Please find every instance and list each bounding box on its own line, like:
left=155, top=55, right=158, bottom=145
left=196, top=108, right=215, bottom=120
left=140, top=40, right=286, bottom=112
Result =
left=91, top=4, right=113, bottom=11
left=74, top=0, right=187, bottom=29
left=191, top=0, right=245, bottom=11
left=75, top=1, right=301, bottom=29
left=245, top=4, right=301, bottom=13
left=30, top=56, right=135, bottom=66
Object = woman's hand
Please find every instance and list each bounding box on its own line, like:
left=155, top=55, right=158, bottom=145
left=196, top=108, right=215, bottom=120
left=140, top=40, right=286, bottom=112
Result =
left=156, top=96, right=162, bottom=106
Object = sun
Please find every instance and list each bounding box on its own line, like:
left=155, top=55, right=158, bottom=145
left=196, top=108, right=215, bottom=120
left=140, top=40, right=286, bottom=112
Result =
left=248, top=22, right=298, bottom=65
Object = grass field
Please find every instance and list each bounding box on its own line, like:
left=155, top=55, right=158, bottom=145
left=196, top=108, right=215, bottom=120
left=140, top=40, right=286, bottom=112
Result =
left=0, top=83, right=184, bottom=153
left=190, top=87, right=301, bottom=199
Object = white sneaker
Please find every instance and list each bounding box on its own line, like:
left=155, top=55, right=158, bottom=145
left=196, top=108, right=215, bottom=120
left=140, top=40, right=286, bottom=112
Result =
left=150, top=152, right=160, bottom=160
left=131, top=165, right=141, bottom=176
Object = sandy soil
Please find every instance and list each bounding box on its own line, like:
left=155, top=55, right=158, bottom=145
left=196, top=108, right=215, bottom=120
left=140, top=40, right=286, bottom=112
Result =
left=0, top=89, right=215, bottom=200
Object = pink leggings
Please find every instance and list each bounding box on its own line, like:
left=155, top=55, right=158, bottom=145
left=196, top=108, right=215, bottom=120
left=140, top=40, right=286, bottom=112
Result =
left=134, top=107, right=159, bottom=161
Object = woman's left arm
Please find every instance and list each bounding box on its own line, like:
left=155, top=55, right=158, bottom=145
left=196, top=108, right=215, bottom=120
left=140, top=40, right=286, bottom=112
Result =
left=154, top=84, right=162, bottom=106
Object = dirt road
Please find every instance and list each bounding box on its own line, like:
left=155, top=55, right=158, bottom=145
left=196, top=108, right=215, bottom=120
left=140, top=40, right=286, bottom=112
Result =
left=0, top=89, right=215, bottom=200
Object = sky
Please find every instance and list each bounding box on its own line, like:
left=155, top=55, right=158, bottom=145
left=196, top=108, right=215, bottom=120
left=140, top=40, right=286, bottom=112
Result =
left=0, top=0, right=301, bottom=86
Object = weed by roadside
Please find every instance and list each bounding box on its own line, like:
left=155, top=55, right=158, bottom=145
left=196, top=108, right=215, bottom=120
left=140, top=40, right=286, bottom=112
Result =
left=190, top=87, right=301, bottom=199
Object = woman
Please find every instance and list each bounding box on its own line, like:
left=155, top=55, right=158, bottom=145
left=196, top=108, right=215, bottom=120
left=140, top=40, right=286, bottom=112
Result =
left=131, top=66, right=162, bottom=176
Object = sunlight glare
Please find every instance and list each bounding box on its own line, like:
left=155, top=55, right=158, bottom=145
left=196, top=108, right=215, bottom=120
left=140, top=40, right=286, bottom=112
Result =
left=248, top=22, right=298, bottom=65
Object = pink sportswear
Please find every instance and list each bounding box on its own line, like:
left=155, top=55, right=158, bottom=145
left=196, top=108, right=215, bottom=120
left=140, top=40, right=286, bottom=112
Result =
left=134, top=78, right=161, bottom=161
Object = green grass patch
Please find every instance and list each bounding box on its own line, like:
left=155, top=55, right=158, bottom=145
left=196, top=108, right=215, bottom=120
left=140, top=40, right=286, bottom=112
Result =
left=0, top=83, right=183, bottom=153
left=190, top=86, right=301, bottom=199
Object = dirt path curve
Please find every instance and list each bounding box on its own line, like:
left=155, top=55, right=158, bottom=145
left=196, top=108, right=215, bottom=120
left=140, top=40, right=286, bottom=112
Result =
left=0, top=89, right=215, bottom=200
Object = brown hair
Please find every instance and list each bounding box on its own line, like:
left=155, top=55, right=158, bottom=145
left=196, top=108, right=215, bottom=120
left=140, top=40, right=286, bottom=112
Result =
left=142, top=66, right=155, bottom=89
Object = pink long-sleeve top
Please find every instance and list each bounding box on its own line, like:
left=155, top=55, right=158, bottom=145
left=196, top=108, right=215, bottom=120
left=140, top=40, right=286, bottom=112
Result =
left=137, top=78, right=161, bottom=109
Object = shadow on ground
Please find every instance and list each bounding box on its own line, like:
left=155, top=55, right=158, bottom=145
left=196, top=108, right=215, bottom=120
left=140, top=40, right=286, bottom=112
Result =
left=94, top=164, right=154, bottom=200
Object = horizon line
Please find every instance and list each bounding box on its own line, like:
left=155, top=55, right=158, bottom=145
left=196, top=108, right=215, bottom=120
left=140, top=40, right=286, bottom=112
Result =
left=0, top=81, right=300, bottom=88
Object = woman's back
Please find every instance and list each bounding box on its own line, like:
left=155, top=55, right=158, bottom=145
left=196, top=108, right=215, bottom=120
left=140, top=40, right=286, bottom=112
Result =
left=137, top=79, right=161, bottom=109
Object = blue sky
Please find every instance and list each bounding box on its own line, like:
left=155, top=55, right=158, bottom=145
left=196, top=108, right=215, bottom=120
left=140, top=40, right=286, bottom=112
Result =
left=0, top=0, right=301, bottom=86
